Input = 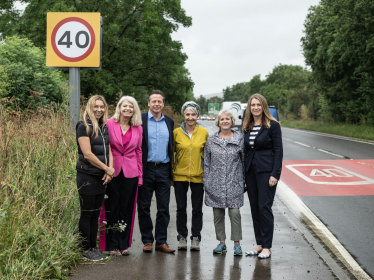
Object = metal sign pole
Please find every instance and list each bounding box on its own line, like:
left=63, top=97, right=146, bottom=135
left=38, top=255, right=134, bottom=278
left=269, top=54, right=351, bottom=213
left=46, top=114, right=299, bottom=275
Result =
left=69, top=67, right=80, bottom=128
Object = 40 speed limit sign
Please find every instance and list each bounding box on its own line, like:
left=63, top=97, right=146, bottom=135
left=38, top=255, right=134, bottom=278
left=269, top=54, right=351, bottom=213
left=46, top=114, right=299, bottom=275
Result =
left=46, top=13, right=101, bottom=67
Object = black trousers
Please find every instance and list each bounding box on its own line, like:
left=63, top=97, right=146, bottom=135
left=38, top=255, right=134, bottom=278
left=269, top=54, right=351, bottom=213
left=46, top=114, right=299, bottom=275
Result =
left=79, top=193, right=105, bottom=251
left=245, top=163, right=277, bottom=249
left=174, top=181, right=204, bottom=241
left=105, top=170, right=138, bottom=251
left=137, top=163, right=171, bottom=245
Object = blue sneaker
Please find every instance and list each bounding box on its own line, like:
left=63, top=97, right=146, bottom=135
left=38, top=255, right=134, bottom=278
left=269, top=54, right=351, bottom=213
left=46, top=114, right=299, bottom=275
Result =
left=213, top=242, right=227, bottom=254
left=233, top=244, right=243, bottom=256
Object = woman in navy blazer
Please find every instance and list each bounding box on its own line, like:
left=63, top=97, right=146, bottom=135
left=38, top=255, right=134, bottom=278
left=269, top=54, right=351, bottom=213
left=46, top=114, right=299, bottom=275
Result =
left=243, top=93, right=283, bottom=259
left=100, top=96, right=143, bottom=256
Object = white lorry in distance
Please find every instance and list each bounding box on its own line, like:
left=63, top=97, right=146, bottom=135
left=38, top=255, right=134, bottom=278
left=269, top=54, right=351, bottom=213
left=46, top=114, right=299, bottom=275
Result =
left=220, top=101, right=245, bottom=130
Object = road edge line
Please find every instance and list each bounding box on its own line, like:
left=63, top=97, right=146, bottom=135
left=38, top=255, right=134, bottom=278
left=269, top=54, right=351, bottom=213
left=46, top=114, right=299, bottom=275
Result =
left=277, top=180, right=372, bottom=280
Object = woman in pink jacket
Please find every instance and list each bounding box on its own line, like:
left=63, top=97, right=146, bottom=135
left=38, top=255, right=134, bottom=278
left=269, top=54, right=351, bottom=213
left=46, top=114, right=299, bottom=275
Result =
left=102, top=96, right=143, bottom=256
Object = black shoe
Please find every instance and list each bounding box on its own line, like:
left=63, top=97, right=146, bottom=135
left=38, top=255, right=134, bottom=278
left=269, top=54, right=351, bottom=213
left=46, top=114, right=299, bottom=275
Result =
left=83, top=249, right=103, bottom=261
left=92, top=248, right=108, bottom=260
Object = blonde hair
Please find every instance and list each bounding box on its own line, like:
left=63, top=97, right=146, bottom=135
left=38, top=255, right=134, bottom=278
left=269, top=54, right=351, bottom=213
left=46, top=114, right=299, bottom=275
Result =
left=112, top=95, right=142, bottom=126
left=215, top=110, right=235, bottom=127
left=82, top=95, right=108, bottom=138
left=242, top=93, right=278, bottom=132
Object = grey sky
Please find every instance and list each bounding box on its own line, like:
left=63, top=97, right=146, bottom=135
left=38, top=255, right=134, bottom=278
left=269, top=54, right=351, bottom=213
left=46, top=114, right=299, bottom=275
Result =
left=172, top=0, right=321, bottom=97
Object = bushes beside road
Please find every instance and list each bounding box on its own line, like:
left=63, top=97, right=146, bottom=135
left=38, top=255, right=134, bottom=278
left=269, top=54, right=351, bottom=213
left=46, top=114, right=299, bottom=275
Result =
left=0, top=106, right=80, bottom=279
left=281, top=119, right=374, bottom=141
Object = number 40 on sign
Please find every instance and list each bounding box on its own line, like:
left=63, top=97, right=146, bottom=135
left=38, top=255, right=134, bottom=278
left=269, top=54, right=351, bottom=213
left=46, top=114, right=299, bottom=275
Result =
left=46, top=13, right=101, bottom=67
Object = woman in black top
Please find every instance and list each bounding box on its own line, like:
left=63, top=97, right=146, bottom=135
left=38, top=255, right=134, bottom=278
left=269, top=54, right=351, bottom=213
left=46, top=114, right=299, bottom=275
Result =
left=242, top=93, right=283, bottom=259
left=76, top=95, right=115, bottom=261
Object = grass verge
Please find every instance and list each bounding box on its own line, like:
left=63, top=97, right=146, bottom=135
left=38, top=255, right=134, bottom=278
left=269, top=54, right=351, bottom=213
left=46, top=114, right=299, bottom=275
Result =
left=0, top=106, right=81, bottom=280
left=280, top=119, right=374, bottom=141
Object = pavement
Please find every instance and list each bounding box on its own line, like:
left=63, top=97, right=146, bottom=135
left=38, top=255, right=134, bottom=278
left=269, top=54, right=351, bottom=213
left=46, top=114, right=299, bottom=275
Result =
left=69, top=187, right=346, bottom=280
left=69, top=123, right=362, bottom=280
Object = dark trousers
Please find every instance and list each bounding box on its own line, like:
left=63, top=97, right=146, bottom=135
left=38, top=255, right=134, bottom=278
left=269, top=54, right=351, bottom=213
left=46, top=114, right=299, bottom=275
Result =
left=105, top=170, right=138, bottom=251
left=245, top=163, right=277, bottom=248
left=137, top=163, right=171, bottom=245
left=174, top=181, right=204, bottom=241
left=79, top=193, right=105, bottom=251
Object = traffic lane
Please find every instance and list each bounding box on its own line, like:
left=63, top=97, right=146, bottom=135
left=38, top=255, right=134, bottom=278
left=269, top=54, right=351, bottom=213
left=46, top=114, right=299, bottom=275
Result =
left=198, top=120, right=219, bottom=135
left=283, top=137, right=340, bottom=161
left=282, top=127, right=374, bottom=159
left=203, top=123, right=372, bottom=276
left=281, top=159, right=374, bottom=277
left=69, top=189, right=337, bottom=280
left=281, top=159, right=374, bottom=196
left=300, top=195, right=374, bottom=278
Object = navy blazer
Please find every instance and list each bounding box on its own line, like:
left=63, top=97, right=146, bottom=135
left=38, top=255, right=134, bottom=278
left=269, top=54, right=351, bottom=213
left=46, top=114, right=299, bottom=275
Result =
left=141, top=112, right=174, bottom=179
left=244, top=120, right=283, bottom=180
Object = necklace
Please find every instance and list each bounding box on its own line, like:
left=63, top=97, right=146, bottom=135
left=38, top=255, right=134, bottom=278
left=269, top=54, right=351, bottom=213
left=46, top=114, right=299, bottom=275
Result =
left=120, top=122, right=130, bottom=133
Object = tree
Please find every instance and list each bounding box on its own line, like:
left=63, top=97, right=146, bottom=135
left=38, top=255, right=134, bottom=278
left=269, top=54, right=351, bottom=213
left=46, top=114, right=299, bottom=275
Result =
left=195, top=95, right=208, bottom=115
left=247, top=75, right=264, bottom=97
left=223, top=82, right=251, bottom=102
left=0, top=0, right=194, bottom=110
left=302, top=0, right=374, bottom=124
left=261, top=64, right=315, bottom=119
left=0, top=36, right=68, bottom=109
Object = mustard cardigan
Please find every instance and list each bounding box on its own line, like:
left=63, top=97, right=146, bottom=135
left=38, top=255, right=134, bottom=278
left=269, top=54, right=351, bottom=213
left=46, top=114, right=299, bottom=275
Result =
left=172, top=123, right=209, bottom=183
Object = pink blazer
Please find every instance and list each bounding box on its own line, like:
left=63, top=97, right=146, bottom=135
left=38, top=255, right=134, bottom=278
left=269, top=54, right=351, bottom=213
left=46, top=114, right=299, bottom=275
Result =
left=107, top=118, right=143, bottom=185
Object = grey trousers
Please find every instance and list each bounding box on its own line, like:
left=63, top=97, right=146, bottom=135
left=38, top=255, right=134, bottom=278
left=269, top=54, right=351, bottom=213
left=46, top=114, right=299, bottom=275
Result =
left=213, top=208, right=242, bottom=241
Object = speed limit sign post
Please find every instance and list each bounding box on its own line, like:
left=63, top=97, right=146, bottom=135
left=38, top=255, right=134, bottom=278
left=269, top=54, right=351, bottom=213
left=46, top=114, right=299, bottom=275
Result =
left=47, top=12, right=101, bottom=67
left=46, top=12, right=102, bottom=127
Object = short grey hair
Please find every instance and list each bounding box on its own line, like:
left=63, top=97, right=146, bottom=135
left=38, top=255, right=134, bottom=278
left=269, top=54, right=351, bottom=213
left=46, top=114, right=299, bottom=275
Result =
left=215, top=110, right=235, bottom=127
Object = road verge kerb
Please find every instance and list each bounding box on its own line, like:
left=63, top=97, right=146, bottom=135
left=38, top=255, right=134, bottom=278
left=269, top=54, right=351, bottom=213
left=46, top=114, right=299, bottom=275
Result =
left=277, top=180, right=372, bottom=280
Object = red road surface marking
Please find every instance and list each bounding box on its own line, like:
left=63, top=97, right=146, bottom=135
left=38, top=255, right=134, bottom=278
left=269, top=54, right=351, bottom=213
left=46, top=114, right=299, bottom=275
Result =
left=281, top=159, right=374, bottom=196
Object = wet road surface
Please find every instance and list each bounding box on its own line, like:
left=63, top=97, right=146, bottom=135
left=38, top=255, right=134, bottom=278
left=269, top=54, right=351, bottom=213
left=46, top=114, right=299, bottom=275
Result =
left=69, top=188, right=338, bottom=280
left=282, top=127, right=374, bottom=279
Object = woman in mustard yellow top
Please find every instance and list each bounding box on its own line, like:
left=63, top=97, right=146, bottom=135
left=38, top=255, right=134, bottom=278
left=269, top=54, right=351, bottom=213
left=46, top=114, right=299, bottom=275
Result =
left=173, top=101, right=209, bottom=251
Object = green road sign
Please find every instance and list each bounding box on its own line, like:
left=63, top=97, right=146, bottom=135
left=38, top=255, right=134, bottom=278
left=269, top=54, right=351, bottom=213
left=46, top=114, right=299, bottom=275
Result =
left=208, top=103, right=220, bottom=115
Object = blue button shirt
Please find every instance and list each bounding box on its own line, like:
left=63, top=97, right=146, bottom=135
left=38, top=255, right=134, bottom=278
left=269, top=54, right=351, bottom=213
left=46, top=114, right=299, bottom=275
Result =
left=147, top=111, right=170, bottom=163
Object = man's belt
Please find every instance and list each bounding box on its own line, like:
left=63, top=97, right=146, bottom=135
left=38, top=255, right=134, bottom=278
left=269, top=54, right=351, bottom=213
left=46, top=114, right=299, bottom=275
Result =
left=147, top=161, right=169, bottom=167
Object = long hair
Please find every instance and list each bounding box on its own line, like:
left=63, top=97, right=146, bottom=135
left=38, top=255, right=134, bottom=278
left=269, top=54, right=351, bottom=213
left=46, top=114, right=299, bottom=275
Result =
left=112, top=96, right=142, bottom=126
left=82, top=95, right=108, bottom=138
left=242, top=93, right=277, bottom=132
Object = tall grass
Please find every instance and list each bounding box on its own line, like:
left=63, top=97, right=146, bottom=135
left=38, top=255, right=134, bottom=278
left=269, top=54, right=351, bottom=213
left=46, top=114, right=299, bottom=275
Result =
left=280, top=119, right=374, bottom=141
left=0, top=106, right=80, bottom=279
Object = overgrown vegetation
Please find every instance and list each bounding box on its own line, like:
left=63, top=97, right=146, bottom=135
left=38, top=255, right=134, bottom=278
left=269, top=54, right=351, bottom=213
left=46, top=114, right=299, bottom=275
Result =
left=0, top=106, right=81, bottom=279
left=280, top=119, right=374, bottom=141
left=0, top=36, right=69, bottom=110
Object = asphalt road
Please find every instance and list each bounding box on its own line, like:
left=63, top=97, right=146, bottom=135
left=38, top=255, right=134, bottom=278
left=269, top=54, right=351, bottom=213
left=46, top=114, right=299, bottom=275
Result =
left=282, top=127, right=374, bottom=160
left=69, top=121, right=341, bottom=280
left=281, top=126, right=374, bottom=278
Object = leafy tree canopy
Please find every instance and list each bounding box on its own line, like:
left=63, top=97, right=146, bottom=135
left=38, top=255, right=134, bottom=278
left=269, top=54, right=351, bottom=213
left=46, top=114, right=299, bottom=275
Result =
left=0, top=0, right=194, bottom=110
left=0, top=36, right=68, bottom=109
left=222, top=65, right=318, bottom=120
left=302, top=0, right=374, bottom=124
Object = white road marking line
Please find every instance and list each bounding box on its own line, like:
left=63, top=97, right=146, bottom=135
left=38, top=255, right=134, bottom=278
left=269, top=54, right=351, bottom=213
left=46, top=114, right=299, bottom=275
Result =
left=277, top=181, right=372, bottom=280
left=283, top=127, right=374, bottom=146
left=285, top=164, right=374, bottom=185
left=317, top=149, right=345, bottom=158
left=358, top=162, right=374, bottom=169
left=293, top=141, right=311, bottom=148
left=284, top=137, right=346, bottom=158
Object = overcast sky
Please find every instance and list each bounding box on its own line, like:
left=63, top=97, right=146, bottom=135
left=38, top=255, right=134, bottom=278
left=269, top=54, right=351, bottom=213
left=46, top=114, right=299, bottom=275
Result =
left=171, top=0, right=321, bottom=97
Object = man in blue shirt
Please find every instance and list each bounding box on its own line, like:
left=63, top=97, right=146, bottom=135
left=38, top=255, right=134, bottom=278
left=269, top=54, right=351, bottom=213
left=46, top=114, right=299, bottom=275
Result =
left=138, top=90, right=175, bottom=253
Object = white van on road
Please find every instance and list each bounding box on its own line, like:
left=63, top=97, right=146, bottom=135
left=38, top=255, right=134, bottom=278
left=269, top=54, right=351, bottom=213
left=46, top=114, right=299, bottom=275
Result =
left=220, top=101, right=244, bottom=130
